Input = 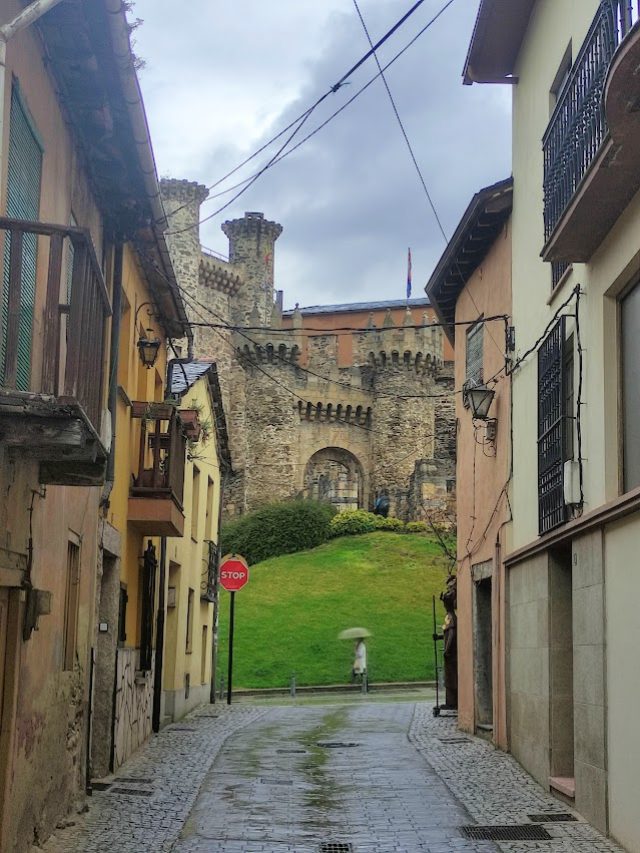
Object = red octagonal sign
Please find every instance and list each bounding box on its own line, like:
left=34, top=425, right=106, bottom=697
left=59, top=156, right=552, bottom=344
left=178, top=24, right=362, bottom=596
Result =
left=219, top=554, right=249, bottom=592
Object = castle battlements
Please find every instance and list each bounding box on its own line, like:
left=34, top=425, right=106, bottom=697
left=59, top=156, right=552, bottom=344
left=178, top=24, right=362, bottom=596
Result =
left=236, top=339, right=301, bottom=365
left=297, top=400, right=372, bottom=427
left=160, top=178, right=209, bottom=207
left=199, top=251, right=241, bottom=295
left=222, top=212, right=283, bottom=250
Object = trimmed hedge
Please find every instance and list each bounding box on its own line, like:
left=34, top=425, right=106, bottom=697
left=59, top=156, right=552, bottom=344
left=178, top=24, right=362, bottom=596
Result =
left=329, top=509, right=377, bottom=537
left=329, top=509, right=407, bottom=536
left=220, top=500, right=336, bottom=565
left=406, top=521, right=428, bottom=533
left=373, top=515, right=405, bottom=532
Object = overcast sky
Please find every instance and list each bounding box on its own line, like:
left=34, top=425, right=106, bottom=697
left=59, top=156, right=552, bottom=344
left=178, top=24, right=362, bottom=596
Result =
left=132, top=0, right=511, bottom=309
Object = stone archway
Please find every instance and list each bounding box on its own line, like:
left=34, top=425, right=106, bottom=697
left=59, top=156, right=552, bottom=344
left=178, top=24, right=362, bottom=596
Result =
left=304, top=447, right=365, bottom=512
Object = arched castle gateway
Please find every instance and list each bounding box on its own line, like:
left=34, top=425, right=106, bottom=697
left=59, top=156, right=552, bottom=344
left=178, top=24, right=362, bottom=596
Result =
left=161, top=179, right=456, bottom=523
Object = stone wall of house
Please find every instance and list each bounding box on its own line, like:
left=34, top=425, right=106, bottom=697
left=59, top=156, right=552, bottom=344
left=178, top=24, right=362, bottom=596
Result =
left=163, top=195, right=456, bottom=525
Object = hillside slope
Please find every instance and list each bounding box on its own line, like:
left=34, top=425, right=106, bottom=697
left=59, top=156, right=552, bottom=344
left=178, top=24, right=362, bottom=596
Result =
left=216, top=532, right=450, bottom=689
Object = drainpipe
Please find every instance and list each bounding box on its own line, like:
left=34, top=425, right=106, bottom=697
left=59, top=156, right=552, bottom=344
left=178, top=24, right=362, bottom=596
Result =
left=0, top=0, right=67, bottom=204
left=152, top=536, right=167, bottom=732
left=105, top=242, right=123, bottom=489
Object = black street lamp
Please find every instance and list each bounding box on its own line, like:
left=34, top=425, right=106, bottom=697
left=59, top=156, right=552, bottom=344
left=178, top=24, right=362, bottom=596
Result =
left=137, top=330, right=161, bottom=368
left=467, top=385, right=496, bottom=420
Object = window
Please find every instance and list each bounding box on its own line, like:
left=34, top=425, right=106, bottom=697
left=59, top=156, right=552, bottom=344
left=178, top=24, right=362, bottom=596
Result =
left=139, top=542, right=157, bottom=671
left=563, top=335, right=575, bottom=462
left=464, top=320, right=484, bottom=406
left=549, top=42, right=572, bottom=112
left=201, top=625, right=208, bottom=684
left=186, top=588, right=194, bottom=654
left=538, top=318, right=574, bottom=534
left=63, top=540, right=80, bottom=670
left=205, top=477, right=215, bottom=540
left=2, top=84, right=43, bottom=390
left=621, top=282, right=640, bottom=490
left=191, top=467, right=200, bottom=540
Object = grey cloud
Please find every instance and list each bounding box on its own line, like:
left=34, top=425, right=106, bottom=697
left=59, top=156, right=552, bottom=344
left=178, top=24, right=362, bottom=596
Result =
left=135, top=0, right=510, bottom=307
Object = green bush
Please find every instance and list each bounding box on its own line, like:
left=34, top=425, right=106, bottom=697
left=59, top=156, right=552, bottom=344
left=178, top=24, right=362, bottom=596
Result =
left=220, top=500, right=336, bottom=565
left=329, top=509, right=377, bottom=537
left=373, top=515, right=406, bottom=532
left=406, top=521, right=428, bottom=533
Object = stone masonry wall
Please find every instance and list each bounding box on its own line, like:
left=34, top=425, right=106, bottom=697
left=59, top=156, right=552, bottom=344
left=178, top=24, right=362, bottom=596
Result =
left=163, top=199, right=456, bottom=524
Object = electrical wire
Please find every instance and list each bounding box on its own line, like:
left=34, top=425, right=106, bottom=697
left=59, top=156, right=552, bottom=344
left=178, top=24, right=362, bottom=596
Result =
left=165, top=0, right=457, bottom=233
left=351, top=0, right=447, bottom=240
left=169, top=271, right=511, bottom=401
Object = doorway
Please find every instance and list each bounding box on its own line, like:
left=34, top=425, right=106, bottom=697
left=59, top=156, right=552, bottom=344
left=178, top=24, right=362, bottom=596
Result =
left=473, top=576, right=493, bottom=732
left=549, top=546, right=574, bottom=788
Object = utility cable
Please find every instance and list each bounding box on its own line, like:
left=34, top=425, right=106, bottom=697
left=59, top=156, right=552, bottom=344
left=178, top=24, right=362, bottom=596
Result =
left=165, top=0, right=457, bottom=232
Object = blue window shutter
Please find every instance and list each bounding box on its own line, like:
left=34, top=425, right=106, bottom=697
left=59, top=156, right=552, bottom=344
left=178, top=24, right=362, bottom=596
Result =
left=2, top=84, right=43, bottom=391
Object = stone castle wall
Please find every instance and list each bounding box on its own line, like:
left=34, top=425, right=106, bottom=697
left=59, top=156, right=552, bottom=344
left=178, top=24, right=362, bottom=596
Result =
left=161, top=182, right=456, bottom=524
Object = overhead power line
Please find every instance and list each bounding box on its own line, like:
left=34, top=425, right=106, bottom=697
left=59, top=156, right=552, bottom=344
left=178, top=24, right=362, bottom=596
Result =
left=166, top=0, right=457, bottom=233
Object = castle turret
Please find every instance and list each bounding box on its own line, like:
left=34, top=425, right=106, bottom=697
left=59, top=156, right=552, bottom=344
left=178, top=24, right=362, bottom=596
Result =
left=222, top=212, right=283, bottom=326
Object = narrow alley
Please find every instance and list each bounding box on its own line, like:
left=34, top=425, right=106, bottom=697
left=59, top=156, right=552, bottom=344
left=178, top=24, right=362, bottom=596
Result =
left=39, top=699, right=623, bottom=853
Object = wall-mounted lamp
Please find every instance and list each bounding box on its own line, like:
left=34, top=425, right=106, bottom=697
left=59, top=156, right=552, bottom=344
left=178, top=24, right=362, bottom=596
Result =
left=135, top=302, right=161, bottom=369
left=137, top=331, right=161, bottom=368
left=467, top=385, right=495, bottom=420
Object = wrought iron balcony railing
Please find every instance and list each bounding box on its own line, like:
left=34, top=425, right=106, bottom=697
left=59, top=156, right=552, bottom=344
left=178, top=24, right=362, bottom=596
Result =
left=542, top=0, right=639, bottom=243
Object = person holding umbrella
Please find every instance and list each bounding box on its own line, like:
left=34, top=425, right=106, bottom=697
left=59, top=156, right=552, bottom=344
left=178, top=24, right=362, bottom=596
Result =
left=338, top=627, right=371, bottom=684
left=352, top=638, right=367, bottom=683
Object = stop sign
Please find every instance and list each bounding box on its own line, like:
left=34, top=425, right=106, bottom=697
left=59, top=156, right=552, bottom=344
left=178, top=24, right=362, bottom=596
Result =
left=219, top=554, right=249, bottom=592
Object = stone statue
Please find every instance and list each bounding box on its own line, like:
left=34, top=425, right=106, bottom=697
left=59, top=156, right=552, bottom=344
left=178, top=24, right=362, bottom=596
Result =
left=434, top=574, right=458, bottom=709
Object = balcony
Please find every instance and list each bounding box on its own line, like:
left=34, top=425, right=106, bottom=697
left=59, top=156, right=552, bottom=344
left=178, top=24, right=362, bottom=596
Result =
left=542, top=0, right=640, bottom=264
left=128, top=402, right=186, bottom=537
left=0, top=217, right=110, bottom=486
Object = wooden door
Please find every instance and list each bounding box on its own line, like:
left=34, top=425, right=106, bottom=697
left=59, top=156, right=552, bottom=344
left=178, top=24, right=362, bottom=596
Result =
left=0, top=590, right=8, bottom=731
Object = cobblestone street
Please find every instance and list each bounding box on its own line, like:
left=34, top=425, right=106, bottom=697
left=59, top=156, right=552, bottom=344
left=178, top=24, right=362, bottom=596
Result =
left=37, top=700, right=626, bottom=853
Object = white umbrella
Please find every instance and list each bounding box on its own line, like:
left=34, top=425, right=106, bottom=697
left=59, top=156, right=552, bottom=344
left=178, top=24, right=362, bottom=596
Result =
left=338, top=627, right=372, bottom=640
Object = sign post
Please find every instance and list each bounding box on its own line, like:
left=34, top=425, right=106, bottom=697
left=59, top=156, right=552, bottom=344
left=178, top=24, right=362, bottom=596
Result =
left=219, top=554, right=249, bottom=705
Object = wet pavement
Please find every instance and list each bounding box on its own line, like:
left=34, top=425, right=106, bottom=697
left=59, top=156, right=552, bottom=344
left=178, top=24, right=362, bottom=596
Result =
left=37, top=698, right=625, bottom=853
left=174, top=703, right=492, bottom=853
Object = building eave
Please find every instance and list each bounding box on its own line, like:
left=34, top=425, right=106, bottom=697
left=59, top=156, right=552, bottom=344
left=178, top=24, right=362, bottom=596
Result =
left=463, top=0, right=535, bottom=85
left=425, top=178, right=513, bottom=344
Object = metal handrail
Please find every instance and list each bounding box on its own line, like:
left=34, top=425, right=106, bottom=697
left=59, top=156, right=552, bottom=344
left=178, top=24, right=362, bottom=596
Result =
left=542, top=0, right=639, bottom=242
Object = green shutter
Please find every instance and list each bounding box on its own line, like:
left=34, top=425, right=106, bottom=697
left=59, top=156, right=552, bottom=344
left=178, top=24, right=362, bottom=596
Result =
left=2, top=84, right=43, bottom=391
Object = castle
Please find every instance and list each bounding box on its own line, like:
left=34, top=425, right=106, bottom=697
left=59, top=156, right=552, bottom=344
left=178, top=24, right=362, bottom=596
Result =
left=161, top=179, right=456, bottom=523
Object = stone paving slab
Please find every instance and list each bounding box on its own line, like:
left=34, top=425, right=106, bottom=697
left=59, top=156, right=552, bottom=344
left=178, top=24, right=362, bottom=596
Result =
left=408, top=704, right=625, bottom=853
left=35, top=705, right=268, bottom=853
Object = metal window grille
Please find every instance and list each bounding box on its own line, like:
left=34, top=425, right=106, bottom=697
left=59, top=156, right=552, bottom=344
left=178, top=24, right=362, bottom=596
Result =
left=538, top=318, right=567, bottom=534
left=464, top=321, right=484, bottom=406
left=2, top=85, right=42, bottom=390
left=551, top=261, right=570, bottom=290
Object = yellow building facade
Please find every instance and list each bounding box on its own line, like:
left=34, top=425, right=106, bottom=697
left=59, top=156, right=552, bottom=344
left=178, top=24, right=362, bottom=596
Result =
left=162, top=361, right=228, bottom=720
left=92, top=240, right=190, bottom=773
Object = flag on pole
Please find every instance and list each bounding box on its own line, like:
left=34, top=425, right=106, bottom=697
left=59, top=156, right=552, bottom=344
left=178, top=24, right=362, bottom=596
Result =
left=406, top=248, right=412, bottom=300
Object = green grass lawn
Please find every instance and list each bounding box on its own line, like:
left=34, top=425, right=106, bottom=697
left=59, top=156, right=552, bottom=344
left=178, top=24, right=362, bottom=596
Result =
left=216, top=532, right=449, bottom=689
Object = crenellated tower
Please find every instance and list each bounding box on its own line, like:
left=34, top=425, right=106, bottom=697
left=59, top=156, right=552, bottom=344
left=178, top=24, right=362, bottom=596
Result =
left=221, top=212, right=283, bottom=326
